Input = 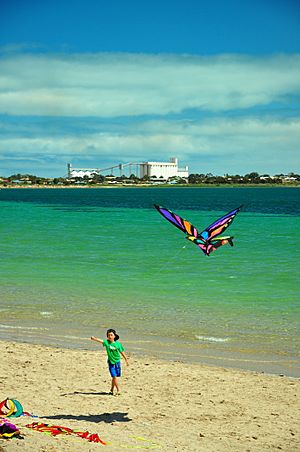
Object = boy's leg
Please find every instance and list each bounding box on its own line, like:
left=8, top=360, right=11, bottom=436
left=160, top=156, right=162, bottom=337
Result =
left=112, top=376, right=120, bottom=394
left=110, top=378, right=114, bottom=393
left=109, top=362, right=121, bottom=394
left=109, top=362, right=116, bottom=393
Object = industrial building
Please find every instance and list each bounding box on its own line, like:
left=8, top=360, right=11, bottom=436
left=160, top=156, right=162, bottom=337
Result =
left=140, top=158, right=188, bottom=180
left=67, top=157, right=188, bottom=181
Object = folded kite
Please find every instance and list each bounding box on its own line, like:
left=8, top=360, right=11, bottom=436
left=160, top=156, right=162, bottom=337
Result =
left=26, top=422, right=107, bottom=445
left=0, top=419, right=22, bottom=439
left=0, top=398, right=35, bottom=418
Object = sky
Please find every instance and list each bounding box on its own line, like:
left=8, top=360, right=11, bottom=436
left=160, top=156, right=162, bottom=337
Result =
left=0, top=0, right=300, bottom=177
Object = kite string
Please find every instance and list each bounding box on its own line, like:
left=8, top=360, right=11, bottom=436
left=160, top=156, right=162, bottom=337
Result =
left=150, top=245, right=186, bottom=277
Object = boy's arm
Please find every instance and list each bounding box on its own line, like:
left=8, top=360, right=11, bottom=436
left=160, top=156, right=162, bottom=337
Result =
left=120, top=351, right=129, bottom=365
left=91, top=336, right=104, bottom=344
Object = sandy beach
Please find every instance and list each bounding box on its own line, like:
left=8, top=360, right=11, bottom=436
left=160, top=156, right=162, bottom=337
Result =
left=0, top=341, right=299, bottom=451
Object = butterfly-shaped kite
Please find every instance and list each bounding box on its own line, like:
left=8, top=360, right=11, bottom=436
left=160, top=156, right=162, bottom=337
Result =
left=154, top=205, right=242, bottom=256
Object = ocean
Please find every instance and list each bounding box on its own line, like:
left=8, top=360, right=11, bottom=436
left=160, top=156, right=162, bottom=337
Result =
left=0, top=187, right=299, bottom=377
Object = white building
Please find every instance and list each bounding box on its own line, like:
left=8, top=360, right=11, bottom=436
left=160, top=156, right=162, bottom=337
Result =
left=67, top=158, right=189, bottom=181
left=139, top=158, right=188, bottom=181
left=67, top=164, right=99, bottom=179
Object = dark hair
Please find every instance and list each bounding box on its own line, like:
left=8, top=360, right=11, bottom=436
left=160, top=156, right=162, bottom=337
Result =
left=106, top=328, right=119, bottom=341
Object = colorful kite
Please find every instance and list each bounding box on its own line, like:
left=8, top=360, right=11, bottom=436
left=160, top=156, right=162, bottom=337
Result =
left=25, top=422, right=107, bottom=444
left=154, top=205, right=242, bottom=256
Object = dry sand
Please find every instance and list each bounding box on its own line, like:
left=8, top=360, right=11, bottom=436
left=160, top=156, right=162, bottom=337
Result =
left=0, top=340, right=299, bottom=451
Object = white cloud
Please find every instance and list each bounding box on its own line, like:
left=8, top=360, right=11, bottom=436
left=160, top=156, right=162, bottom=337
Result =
left=1, top=116, right=299, bottom=174
left=1, top=51, right=299, bottom=175
left=0, top=52, right=300, bottom=117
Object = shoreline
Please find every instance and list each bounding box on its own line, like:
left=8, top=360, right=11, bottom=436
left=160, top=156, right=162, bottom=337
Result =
left=1, top=183, right=300, bottom=189
left=1, top=340, right=299, bottom=451
left=1, top=332, right=299, bottom=379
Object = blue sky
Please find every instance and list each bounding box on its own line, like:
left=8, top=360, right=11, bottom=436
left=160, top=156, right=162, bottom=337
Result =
left=0, top=0, right=300, bottom=177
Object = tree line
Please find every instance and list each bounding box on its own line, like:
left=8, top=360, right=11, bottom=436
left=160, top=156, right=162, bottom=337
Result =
left=1, top=171, right=299, bottom=186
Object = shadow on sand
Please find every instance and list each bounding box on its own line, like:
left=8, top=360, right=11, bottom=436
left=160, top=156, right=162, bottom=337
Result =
left=43, top=412, right=132, bottom=423
left=61, top=391, right=110, bottom=396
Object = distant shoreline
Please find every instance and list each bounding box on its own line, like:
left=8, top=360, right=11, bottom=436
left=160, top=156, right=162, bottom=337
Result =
left=1, top=183, right=299, bottom=189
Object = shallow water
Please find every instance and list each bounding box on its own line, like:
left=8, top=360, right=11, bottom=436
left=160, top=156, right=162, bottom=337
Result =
left=0, top=187, right=299, bottom=376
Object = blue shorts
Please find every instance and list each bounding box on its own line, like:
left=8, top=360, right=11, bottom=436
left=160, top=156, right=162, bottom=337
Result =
left=108, top=360, right=121, bottom=377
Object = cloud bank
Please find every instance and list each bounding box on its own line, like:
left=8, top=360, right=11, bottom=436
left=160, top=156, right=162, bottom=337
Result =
left=0, top=51, right=299, bottom=176
left=1, top=53, right=300, bottom=117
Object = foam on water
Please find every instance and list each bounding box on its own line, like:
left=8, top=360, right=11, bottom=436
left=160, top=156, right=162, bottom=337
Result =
left=196, top=335, right=230, bottom=343
left=0, top=324, right=49, bottom=331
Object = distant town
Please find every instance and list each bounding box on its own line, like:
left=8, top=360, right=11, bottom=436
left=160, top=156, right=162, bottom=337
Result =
left=0, top=157, right=299, bottom=186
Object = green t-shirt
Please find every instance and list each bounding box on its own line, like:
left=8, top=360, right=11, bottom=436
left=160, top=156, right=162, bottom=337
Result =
left=103, top=340, right=124, bottom=364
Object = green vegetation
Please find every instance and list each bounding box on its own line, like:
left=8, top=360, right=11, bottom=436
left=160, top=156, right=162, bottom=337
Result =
left=187, top=172, right=300, bottom=185
left=0, top=171, right=299, bottom=187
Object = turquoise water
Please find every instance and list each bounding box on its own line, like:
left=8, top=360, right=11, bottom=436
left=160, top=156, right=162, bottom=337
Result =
left=0, top=187, right=299, bottom=376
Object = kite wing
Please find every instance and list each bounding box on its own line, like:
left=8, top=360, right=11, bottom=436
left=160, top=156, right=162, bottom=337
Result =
left=154, top=205, right=198, bottom=238
left=195, top=237, right=234, bottom=256
left=199, top=206, right=242, bottom=242
left=154, top=204, right=242, bottom=256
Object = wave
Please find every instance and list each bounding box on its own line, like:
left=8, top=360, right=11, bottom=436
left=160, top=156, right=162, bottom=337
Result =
left=0, top=324, right=49, bottom=331
left=195, top=335, right=229, bottom=343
